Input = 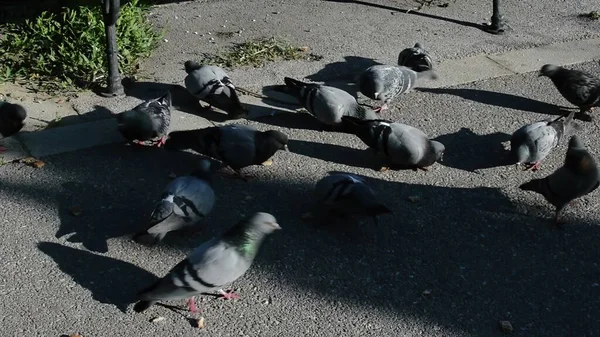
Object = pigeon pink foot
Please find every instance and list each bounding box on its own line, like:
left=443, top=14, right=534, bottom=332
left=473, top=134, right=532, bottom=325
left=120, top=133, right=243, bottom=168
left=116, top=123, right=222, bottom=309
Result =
left=218, top=289, right=240, bottom=300
left=187, top=297, right=199, bottom=313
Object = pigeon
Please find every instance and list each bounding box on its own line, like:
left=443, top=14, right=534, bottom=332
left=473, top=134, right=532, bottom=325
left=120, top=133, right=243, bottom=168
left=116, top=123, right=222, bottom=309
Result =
left=358, top=64, right=437, bottom=113
left=341, top=116, right=445, bottom=171
left=133, top=159, right=217, bottom=246
left=0, top=101, right=27, bottom=153
left=164, top=125, right=289, bottom=180
left=283, top=77, right=378, bottom=129
left=115, top=91, right=172, bottom=147
left=133, top=212, right=281, bottom=313
left=539, top=64, right=600, bottom=121
left=184, top=61, right=247, bottom=118
left=510, top=111, right=577, bottom=171
left=311, top=172, right=392, bottom=225
left=397, top=42, right=434, bottom=72
left=519, top=135, right=599, bottom=225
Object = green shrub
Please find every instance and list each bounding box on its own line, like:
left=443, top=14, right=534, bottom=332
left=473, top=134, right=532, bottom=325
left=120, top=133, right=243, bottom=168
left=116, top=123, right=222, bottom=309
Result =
left=0, top=0, right=161, bottom=92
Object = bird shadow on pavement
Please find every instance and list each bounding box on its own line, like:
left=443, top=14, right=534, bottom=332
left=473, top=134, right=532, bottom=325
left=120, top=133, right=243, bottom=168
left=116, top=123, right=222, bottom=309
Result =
left=237, top=171, right=600, bottom=337
left=53, top=144, right=210, bottom=253
left=288, top=139, right=379, bottom=169
left=37, top=242, right=158, bottom=313
left=434, top=127, right=513, bottom=172
left=55, top=179, right=145, bottom=253
left=323, top=0, right=494, bottom=32
left=417, top=88, right=588, bottom=120
left=305, top=56, right=382, bottom=83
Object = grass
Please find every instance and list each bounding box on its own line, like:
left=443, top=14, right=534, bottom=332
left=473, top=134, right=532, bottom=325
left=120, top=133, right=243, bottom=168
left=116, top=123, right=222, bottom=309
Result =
left=201, top=37, right=323, bottom=69
left=0, top=0, right=162, bottom=93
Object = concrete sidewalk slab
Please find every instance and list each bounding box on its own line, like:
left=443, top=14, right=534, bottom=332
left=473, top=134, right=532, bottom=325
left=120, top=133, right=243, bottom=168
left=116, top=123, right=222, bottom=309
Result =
left=487, top=38, right=600, bottom=74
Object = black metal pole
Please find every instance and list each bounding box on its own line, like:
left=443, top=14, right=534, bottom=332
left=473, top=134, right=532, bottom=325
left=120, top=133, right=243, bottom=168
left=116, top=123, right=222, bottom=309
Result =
left=486, top=0, right=506, bottom=34
left=101, top=0, right=125, bottom=97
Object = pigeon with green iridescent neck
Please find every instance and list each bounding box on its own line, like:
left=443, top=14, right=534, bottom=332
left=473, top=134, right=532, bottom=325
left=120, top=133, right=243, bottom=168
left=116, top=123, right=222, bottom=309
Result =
left=133, top=212, right=281, bottom=313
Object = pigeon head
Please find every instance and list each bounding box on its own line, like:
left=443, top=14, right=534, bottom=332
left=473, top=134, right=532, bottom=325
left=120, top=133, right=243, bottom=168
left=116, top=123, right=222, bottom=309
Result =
left=568, top=135, right=583, bottom=149
left=222, top=212, right=281, bottom=258
left=264, top=130, right=290, bottom=152
left=539, top=64, right=560, bottom=77
left=360, top=74, right=385, bottom=101
left=184, top=60, right=202, bottom=74
left=430, top=140, right=445, bottom=162
left=247, top=212, right=281, bottom=234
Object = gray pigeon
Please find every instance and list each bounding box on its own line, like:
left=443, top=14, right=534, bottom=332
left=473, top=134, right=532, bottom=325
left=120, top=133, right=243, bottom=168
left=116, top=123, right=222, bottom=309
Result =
left=312, top=172, right=392, bottom=225
left=164, top=125, right=289, bottom=180
left=133, top=159, right=217, bottom=246
left=519, top=135, right=599, bottom=225
left=397, top=42, right=434, bottom=72
left=539, top=64, right=600, bottom=121
left=283, top=77, right=378, bottom=129
left=341, top=116, right=445, bottom=171
left=184, top=61, right=247, bottom=118
left=0, top=101, right=27, bottom=153
left=133, top=212, right=281, bottom=313
left=510, top=112, right=576, bottom=171
left=358, top=64, right=437, bottom=113
left=115, top=91, right=172, bottom=147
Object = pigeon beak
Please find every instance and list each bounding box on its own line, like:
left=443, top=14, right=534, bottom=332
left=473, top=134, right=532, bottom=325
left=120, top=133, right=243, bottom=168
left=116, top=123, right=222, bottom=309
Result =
left=284, top=144, right=289, bottom=152
left=374, top=92, right=380, bottom=99
left=273, top=222, right=282, bottom=230
left=537, top=72, right=543, bottom=77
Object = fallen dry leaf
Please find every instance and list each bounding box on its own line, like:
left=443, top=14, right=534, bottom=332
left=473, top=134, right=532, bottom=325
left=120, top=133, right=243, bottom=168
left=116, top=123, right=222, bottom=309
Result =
left=298, top=46, right=309, bottom=52
left=261, top=159, right=273, bottom=166
left=379, top=166, right=390, bottom=172
left=499, top=320, right=513, bottom=333
left=69, top=206, right=83, bottom=217
left=150, top=316, right=165, bottom=323
left=21, top=157, right=45, bottom=168
left=195, top=317, right=205, bottom=329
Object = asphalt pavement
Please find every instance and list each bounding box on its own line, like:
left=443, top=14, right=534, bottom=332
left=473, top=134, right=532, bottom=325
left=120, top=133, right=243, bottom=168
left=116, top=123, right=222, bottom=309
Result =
left=1, top=0, right=600, bottom=336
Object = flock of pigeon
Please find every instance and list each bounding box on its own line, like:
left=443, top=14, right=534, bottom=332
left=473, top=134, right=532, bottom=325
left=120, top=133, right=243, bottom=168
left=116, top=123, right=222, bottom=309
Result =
left=1, top=43, right=600, bottom=315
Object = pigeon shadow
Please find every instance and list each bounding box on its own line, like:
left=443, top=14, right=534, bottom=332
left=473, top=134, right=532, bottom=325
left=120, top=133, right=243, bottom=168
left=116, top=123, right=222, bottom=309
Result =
left=305, top=56, right=383, bottom=83
left=55, top=181, right=141, bottom=253
left=434, top=127, right=513, bottom=172
left=288, top=139, right=378, bottom=169
left=253, top=111, right=326, bottom=131
left=417, top=88, right=586, bottom=119
left=37, top=242, right=158, bottom=313
left=323, top=0, right=493, bottom=32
